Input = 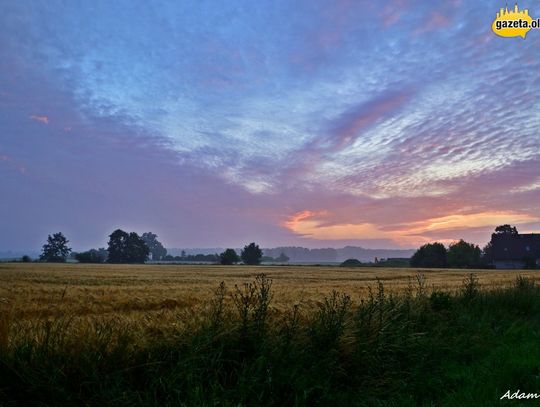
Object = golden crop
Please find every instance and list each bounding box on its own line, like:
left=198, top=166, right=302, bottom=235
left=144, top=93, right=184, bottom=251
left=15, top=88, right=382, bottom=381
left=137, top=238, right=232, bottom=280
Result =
left=0, top=263, right=535, bottom=322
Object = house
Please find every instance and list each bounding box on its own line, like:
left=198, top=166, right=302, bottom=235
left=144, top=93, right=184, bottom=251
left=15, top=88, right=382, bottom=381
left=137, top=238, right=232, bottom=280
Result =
left=491, top=233, right=540, bottom=269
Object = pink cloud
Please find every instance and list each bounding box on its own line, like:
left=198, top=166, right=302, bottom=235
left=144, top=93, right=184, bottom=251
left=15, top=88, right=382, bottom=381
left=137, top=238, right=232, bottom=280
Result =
left=329, top=91, right=411, bottom=149
left=414, top=11, right=452, bottom=35
left=380, top=0, right=408, bottom=27
left=30, top=115, right=49, bottom=124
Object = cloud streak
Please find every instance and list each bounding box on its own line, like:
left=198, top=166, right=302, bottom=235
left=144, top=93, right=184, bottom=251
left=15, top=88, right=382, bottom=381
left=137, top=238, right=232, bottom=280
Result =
left=30, top=115, right=49, bottom=124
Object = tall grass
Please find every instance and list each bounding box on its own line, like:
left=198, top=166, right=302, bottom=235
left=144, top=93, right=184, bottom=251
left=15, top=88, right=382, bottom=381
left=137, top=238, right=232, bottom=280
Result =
left=1, top=274, right=540, bottom=406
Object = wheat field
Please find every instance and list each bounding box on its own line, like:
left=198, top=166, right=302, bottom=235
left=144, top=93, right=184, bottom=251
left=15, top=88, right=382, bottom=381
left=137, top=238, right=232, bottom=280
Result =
left=0, top=263, right=536, bottom=322
left=1, top=262, right=540, bottom=405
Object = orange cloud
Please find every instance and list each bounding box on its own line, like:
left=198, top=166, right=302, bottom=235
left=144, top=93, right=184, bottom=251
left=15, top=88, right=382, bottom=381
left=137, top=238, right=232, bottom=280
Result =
left=399, top=211, right=538, bottom=235
left=30, top=115, right=49, bottom=124
left=284, top=210, right=326, bottom=231
left=283, top=209, right=539, bottom=246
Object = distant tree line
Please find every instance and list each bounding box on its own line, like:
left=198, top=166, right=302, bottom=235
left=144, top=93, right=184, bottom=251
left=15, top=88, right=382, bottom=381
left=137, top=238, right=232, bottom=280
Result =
left=408, top=225, right=522, bottom=269
left=338, top=225, right=524, bottom=269
left=339, top=257, right=410, bottom=268
left=37, top=231, right=268, bottom=266
left=163, top=253, right=220, bottom=262
left=32, top=224, right=525, bottom=268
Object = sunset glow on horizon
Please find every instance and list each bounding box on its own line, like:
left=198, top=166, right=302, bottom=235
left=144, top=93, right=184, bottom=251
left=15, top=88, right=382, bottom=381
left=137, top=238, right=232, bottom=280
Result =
left=1, top=0, right=540, bottom=251
left=284, top=210, right=540, bottom=247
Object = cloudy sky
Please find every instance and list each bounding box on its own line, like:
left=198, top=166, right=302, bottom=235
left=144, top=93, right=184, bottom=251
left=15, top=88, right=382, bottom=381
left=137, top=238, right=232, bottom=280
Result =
left=1, top=0, right=539, bottom=251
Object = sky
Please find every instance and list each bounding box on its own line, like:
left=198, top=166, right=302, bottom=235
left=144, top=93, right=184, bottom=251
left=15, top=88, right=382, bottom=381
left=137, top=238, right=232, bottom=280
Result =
left=1, top=0, right=540, bottom=251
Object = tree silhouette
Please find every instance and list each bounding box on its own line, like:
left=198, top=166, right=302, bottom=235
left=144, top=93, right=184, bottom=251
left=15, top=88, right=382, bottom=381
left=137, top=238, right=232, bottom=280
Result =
left=241, top=242, right=262, bottom=265
left=40, top=232, right=71, bottom=263
left=141, top=232, right=167, bottom=261
left=447, top=240, right=481, bottom=268
left=481, top=241, right=493, bottom=265
left=340, top=258, right=362, bottom=267
left=220, top=248, right=240, bottom=265
left=75, top=248, right=108, bottom=263
left=494, top=224, right=518, bottom=235
left=107, top=229, right=149, bottom=263
left=410, top=242, right=447, bottom=268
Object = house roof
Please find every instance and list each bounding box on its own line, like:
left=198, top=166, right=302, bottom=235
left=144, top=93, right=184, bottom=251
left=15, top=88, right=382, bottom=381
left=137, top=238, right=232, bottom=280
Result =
left=491, top=233, right=540, bottom=261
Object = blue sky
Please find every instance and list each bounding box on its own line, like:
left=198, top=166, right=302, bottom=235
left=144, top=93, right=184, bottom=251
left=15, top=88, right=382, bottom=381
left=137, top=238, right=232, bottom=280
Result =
left=1, top=0, right=539, bottom=250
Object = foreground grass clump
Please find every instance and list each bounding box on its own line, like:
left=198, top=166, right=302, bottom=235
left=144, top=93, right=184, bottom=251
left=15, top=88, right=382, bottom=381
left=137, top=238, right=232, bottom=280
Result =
left=1, top=274, right=540, bottom=406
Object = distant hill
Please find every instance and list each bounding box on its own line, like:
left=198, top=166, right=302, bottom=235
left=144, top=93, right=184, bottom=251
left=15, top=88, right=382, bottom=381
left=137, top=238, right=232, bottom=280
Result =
left=168, top=246, right=415, bottom=263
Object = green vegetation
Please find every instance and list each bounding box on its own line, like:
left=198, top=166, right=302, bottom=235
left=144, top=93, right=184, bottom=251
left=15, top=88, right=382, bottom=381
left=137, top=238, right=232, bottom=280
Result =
left=447, top=239, right=482, bottom=268
left=340, top=258, right=363, bottom=267
left=340, top=258, right=410, bottom=268
left=241, top=242, right=263, bottom=265
left=220, top=248, right=240, bottom=265
left=410, top=242, right=447, bottom=268
left=141, top=232, right=167, bottom=261
left=261, top=252, right=290, bottom=263
left=39, top=232, right=71, bottom=263
left=1, top=273, right=540, bottom=406
left=107, top=229, right=149, bottom=264
left=74, top=248, right=108, bottom=263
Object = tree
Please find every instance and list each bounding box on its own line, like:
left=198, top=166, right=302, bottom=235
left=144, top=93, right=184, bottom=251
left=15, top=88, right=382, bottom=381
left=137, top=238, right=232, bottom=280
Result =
left=40, top=232, right=71, bottom=262
left=75, top=248, right=108, bottom=263
left=141, top=232, right=167, bottom=261
left=107, top=229, right=149, bottom=264
left=276, top=252, right=290, bottom=263
left=126, top=232, right=149, bottom=263
left=107, top=229, right=129, bottom=263
left=241, top=242, right=262, bottom=265
left=494, top=224, right=518, bottom=235
left=21, top=255, right=31, bottom=263
left=340, top=258, right=362, bottom=267
left=220, top=248, right=240, bottom=265
left=447, top=240, right=481, bottom=268
left=481, top=241, right=493, bottom=265
left=410, top=242, right=447, bottom=268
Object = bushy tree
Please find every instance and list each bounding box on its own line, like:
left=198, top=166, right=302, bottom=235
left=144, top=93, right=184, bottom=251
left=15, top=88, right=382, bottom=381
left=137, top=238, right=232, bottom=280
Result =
left=40, top=232, right=71, bottom=263
left=494, top=224, right=518, bottom=235
left=276, top=252, right=290, bottom=263
left=241, top=242, right=262, bottom=265
left=141, top=232, right=167, bottom=261
left=107, top=229, right=149, bottom=264
left=340, top=258, right=362, bottom=267
left=220, top=248, right=240, bottom=265
left=75, top=248, right=108, bottom=263
left=447, top=240, right=481, bottom=268
left=125, top=233, right=149, bottom=263
left=410, top=242, right=447, bottom=268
